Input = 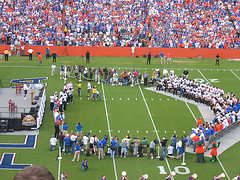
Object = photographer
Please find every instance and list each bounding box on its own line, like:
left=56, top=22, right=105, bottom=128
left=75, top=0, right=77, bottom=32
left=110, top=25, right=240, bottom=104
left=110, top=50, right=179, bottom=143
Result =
left=160, top=137, right=168, bottom=159
left=120, top=140, right=128, bottom=158
left=142, top=137, right=149, bottom=156
left=134, top=137, right=140, bottom=155
left=150, top=139, right=158, bottom=159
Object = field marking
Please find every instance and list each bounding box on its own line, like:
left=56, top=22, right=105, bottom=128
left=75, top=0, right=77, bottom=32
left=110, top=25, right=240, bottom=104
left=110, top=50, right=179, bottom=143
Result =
left=184, top=102, right=197, bottom=122
left=217, top=157, right=230, bottom=180
left=101, top=82, right=118, bottom=180
left=138, top=85, right=173, bottom=175
left=230, top=70, right=240, bottom=80
left=57, top=143, right=62, bottom=180
left=0, top=65, right=240, bottom=72
left=197, top=69, right=210, bottom=84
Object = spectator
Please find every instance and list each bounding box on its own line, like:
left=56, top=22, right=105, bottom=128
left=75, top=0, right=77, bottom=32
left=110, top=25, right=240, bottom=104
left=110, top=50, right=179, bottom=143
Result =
left=160, top=137, right=168, bottom=159
left=64, top=134, right=71, bottom=155
left=72, top=142, right=81, bottom=162
left=49, top=135, right=57, bottom=151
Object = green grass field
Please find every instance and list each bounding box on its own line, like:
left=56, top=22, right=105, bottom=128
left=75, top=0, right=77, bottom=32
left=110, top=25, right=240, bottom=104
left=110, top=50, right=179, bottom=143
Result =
left=0, top=55, right=239, bottom=180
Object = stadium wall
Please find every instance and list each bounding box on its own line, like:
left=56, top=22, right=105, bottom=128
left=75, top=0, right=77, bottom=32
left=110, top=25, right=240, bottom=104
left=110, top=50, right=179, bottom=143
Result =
left=1, top=45, right=239, bottom=59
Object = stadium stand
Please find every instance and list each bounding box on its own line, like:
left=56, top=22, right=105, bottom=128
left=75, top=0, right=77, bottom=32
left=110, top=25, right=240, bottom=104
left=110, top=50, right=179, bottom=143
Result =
left=0, top=0, right=239, bottom=48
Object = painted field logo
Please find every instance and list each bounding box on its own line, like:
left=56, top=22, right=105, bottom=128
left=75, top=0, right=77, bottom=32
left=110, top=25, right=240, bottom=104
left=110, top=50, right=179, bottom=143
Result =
left=22, top=115, right=36, bottom=126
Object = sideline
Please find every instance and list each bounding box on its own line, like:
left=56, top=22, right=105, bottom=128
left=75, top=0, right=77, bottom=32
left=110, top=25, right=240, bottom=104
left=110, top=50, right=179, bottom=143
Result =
left=230, top=70, right=240, bottom=80
left=101, top=82, right=118, bottom=180
left=197, top=69, right=210, bottom=84
left=217, top=157, right=231, bottom=180
left=138, top=85, right=173, bottom=175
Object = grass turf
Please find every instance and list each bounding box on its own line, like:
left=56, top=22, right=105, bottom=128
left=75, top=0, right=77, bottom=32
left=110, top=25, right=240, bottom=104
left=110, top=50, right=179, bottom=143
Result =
left=0, top=56, right=239, bottom=179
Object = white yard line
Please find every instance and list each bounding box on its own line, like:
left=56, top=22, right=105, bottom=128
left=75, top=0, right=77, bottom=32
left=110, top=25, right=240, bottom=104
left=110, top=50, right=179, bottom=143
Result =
left=57, top=144, right=62, bottom=180
left=184, top=102, right=197, bottom=122
left=101, top=82, right=118, bottom=180
left=230, top=70, right=240, bottom=80
left=138, top=85, right=172, bottom=174
left=197, top=69, right=210, bottom=84
left=217, top=157, right=231, bottom=180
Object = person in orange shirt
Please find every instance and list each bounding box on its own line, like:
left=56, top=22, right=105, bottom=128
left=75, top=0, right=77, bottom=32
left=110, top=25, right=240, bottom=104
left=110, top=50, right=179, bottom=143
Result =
left=197, top=117, right=202, bottom=126
left=38, top=53, right=42, bottom=66
left=167, top=53, right=172, bottom=64
left=196, top=141, right=205, bottom=163
left=192, top=134, right=200, bottom=152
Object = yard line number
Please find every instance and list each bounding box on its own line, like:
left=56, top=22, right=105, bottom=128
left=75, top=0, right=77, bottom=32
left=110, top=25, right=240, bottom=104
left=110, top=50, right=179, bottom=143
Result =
left=194, top=78, right=219, bottom=84
left=157, top=165, right=190, bottom=175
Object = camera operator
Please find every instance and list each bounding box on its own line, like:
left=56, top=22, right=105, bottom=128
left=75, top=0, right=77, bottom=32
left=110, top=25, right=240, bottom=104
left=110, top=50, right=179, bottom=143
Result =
left=150, top=139, right=157, bottom=159
left=61, top=171, right=68, bottom=180
left=160, top=137, right=168, bottom=159
left=134, top=137, right=140, bottom=155
left=142, top=137, right=149, bottom=156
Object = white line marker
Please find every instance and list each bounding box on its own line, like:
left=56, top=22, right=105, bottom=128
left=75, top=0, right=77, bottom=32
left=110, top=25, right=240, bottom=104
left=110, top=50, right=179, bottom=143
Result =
left=167, top=99, right=169, bottom=101
left=128, top=98, right=129, bottom=100
left=204, top=69, right=206, bottom=71
left=139, top=85, right=172, bottom=174
left=120, top=98, right=121, bottom=100
left=178, top=69, right=180, bottom=70
left=118, top=130, right=120, bottom=133
left=101, top=82, right=118, bottom=180
left=165, top=131, right=167, bottom=133
left=198, top=69, right=210, bottom=84
left=112, top=98, right=114, bottom=100
left=217, top=69, right=219, bottom=71
left=152, top=68, right=153, bottom=70
left=223, top=69, right=225, bottom=71
left=159, top=98, right=161, bottom=101
left=151, top=98, right=153, bottom=100
left=99, top=130, right=101, bottom=133
left=191, top=69, right=193, bottom=71
left=80, top=97, right=82, bottom=100
left=174, top=131, right=176, bottom=133
left=119, top=68, right=120, bottom=70
left=237, top=70, right=239, bottom=71
left=90, top=130, right=92, bottom=133
left=139, top=68, right=141, bottom=70
left=136, top=98, right=138, bottom=100
left=137, top=130, right=139, bottom=133
left=146, top=130, right=148, bottom=133
left=185, top=102, right=197, bottom=122
left=217, top=157, right=230, bottom=180
left=210, top=69, right=212, bottom=71
left=145, top=68, right=147, bottom=70
left=127, top=130, right=130, bottom=133
left=183, top=131, right=185, bottom=133
left=230, top=70, right=240, bottom=80
left=175, top=99, right=177, bottom=101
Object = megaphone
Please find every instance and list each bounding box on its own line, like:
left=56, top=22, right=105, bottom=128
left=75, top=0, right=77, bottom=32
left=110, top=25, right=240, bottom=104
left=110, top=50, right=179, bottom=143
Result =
left=121, top=171, right=127, bottom=177
left=143, top=174, right=148, bottom=179
left=216, top=173, right=225, bottom=179
left=219, top=173, right=225, bottom=178
left=192, top=173, right=197, bottom=179
left=171, top=171, right=176, bottom=176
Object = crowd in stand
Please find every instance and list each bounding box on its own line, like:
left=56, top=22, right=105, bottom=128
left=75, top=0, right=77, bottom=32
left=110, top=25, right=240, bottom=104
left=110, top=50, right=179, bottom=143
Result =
left=0, top=0, right=239, bottom=48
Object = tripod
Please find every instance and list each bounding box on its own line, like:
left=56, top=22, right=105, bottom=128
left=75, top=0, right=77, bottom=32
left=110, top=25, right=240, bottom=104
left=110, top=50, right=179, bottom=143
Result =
left=62, top=47, right=69, bottom=56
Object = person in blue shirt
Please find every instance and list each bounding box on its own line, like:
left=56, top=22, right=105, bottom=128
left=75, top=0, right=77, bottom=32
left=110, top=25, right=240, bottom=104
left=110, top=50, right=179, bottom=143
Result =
left=46, top=47, right=50, bottom=59
left=160, top=52, right=165, bottom=64
left=98, top=138, right=104, bottom=159
left=81, top=159, right=88, bottom=171
left=100, top=175, right=107, bottom=180
left=76, top=122, right=83, bottom=137
left=144, top=71, right=148, bottom=86
left=63, top=123, right=69, bottom=136
left=64, top=135, right=71, bottom=154
left=171, top=134, right=177, bottom=154
left=72, top=142, right=81, bottom=162
left=102, top=136, right=107, bottom=155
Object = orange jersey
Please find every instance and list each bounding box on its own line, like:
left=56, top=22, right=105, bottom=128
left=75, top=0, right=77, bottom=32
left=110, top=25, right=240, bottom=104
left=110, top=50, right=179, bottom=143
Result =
left=38, top=55, right=42, bottom=61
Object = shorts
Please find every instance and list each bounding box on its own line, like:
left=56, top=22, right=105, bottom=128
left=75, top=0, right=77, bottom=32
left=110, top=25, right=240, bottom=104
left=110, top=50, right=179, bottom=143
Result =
left=90, top=143, right=93, bottom=149
left=24, top=90, right=27, bottom=95
left=121, top=147, right=127, bottom=154
left=87, top=89, right=90, bottom=93
left=177, top=147, right=182, bottom=156
left=39, top=61, right=42, bottom=63
left=83, top=144, right=88, bottom=150
left=60, top=71, right=64, bottom=76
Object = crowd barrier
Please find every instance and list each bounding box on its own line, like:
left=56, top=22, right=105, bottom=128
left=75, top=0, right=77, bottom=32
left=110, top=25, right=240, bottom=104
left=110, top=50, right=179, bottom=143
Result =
left=1, top=45, right=240, bottom=59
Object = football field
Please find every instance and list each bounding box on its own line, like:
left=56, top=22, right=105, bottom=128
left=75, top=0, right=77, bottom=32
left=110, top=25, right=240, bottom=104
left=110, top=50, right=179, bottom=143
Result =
left=0, top=56, right=239, bottom=180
